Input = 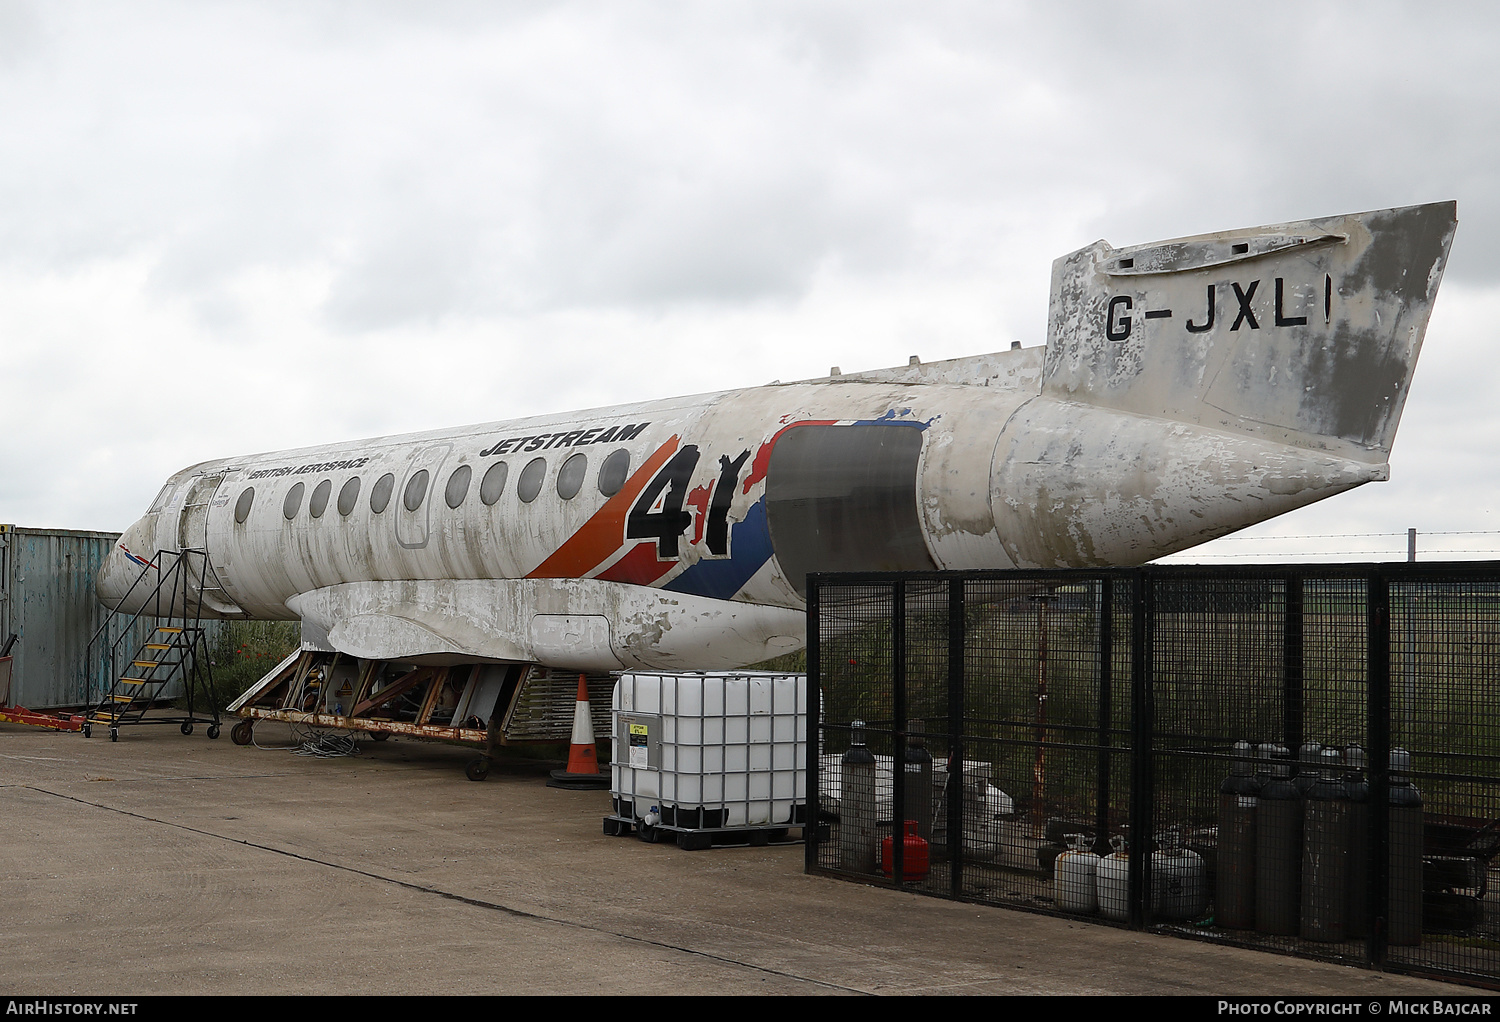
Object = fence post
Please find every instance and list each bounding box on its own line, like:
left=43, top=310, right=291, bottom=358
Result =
left=1366, top=571, right=1391, bottom=967
left=892, top=579, right=907, bottom=884
left=1284, top=575, right=1305, bottom=769
left=1093, top=575, right=1113, bottom=855
left=805, top=576, right=821, bottom=876
left=1128, top=568, right=1154, bottom=928
left=947, top=576, right=966, bottom=900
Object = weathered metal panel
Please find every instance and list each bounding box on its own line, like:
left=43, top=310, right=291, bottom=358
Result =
left=0, top=525, right=194, bottom=709
left=93, top=203, right=1456, bottom=673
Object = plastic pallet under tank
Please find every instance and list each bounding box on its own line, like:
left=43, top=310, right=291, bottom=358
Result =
left=603, top=670, right=807, bottom=851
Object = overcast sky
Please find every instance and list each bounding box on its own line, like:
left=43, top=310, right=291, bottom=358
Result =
left=2, top=1, right=1496, bottom=563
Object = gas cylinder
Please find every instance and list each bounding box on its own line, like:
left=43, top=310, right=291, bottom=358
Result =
left=1301, top=747, right=1351, bottom=941
left=902, top=721, right=934, bottom=842
left=1255, top=746, right=1301, bottom=935
left=839, top=720, right=878, bottom=874
left=1098, top=836, right=1131, bottom=922
left=1254, top=741, right=1274, bottom=787
left=1217, top=740, right=1258, bottom=929
left=1054, top=833, right=1099, bottom=914
left=880, top=819, right=931, bottom=881
left=1294, top=741, right=1324, bottom=796
left=1343, top=745, right=1369, bottom=939
left=1387, top=748, right=1424, bottom=946
left=1152, top=831, right=1208, bottom=920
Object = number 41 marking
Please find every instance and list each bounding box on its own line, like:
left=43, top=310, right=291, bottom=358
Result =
left=626, top=446, right=749, bottom=559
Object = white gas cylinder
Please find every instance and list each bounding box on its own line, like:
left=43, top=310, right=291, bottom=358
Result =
left=1151, top=839, right=1208, bottom=920
left=1097, top=836, right=1131, bottom=921
left=1053, top=834, right=1099, bottom=914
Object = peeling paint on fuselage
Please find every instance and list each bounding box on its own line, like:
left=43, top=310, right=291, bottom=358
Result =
left=98, top=202, right=1457, bottom=671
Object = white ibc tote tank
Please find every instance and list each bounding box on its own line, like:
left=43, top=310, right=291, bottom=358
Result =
left=611, top=671, right=807, bottom=829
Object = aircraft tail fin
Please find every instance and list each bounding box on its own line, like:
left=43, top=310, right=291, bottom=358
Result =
left=1041, top=201, right=1457, bottom=461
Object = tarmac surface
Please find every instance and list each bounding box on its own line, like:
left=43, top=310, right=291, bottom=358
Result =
left=0, top=716, right=1471, bottom=997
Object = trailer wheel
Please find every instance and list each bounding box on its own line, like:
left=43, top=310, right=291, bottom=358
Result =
left=180, top=722, right=194, bottom=736
left=231, top=721, right=254, bottom=746
left=109, top=727, right=118, bottom=742
left=82, top=722, right=92, bottom=739
left=369, top=731, right=390, bottom=742
left=464, top=758, right=490, bottom=782
left=207, top=724, right=221, bottom=740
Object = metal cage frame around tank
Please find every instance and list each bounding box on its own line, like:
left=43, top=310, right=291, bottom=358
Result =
left=806, top=561, right=1500, bottom=990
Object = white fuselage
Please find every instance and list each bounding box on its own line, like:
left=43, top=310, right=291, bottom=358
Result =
left=96, top=201, right=1455, bottom=672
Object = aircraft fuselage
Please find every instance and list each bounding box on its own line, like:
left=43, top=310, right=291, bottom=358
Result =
left=96, top=202, right=1458, bottom=672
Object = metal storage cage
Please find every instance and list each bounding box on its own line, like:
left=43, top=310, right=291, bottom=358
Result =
left=807, top=563, right=1500, bottom=990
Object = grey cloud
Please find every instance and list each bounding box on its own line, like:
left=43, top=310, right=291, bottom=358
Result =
left=9, top=0, right=1500, bottom=327
left=0, top=0, right=44, bottom=69
left=321, top=210, right=489, bottom=331
left=3, top=4, right=1499, bottom=328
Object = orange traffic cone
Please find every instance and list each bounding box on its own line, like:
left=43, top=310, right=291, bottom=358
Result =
left=547, top=674, right=610, bottom=790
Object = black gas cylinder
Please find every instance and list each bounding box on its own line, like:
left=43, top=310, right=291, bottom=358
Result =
left=1255, top=746, right=1301, bottom=936
left=1216, top=740, right=1258, bottom=930
left=839, top=720, right=878, bottom=874
left=1343, top=745, right=1369, bottom=940
left=1301, top=747, right=1351, bottom=942
left=902, top=720, right=934, bottom=842
left=1387, top=748, right=1424, bottom=947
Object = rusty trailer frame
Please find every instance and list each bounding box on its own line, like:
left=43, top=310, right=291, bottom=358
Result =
left=0, top=652, right=88, bottom=733
left=227, top=650, right=615, bottom=779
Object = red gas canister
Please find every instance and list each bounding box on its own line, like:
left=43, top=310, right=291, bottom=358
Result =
left=880, top=820, right=931, bottom=881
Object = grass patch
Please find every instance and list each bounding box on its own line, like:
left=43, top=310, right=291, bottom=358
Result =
left=201, top=620, right=302, bottom=712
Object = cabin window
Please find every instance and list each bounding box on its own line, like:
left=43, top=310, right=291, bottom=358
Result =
left=556, top=453, right=587, bottom=500
left=148, top=483, right=175, bottom=515
left=309, top=479, right=332, bottom=519
left=403, top=469, right=430, bottom=512
left=480, top=462, right=508, bottom=505
left=765, top=423, right=935, bottom=596
left=234, top=487, right=255, bottom=524
left=598, top=449, right=629, bottom=496
left=337, top=477, right=361, bottom=516
left=283, top=482, right=305, bottom=521
left=517, top=458, right=546, bottom=503
left=445, top=465, right=472, bottom=509
left=370, top=473, right=395, bottom=514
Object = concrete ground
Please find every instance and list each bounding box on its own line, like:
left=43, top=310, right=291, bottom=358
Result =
left=0, top=717, right=1471, bottom=996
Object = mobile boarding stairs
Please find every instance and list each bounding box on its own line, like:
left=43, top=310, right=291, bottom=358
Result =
left=84, top=548, right=222, bottom=741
